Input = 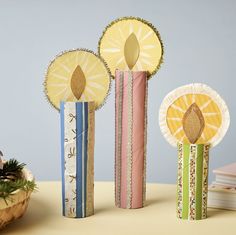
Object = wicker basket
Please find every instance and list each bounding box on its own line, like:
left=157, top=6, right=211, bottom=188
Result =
left=0, top=168, right=34, bottom=229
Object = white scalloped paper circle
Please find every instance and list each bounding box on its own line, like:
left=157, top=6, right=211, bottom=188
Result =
left=159, top=83, right=230, bottom=148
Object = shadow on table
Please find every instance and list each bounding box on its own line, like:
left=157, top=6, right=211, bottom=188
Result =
left=207, top=208, right=233, bottom=218
left=145, top=193, right=173, bottom=207
left=145, top=198, right=161, bottom=207
left=95, top=205, right=116, bottom=215
left=2, top=197, right=51, bottom=234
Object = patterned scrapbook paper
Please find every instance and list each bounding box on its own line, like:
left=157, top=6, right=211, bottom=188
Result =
left=177, top=143, right=209, bottom=220
left=61, top=102, right=94, bottom=218
left=115, top=70, right=147, bottom=209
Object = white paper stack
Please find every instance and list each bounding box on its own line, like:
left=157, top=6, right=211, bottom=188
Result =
left=208, top=163, right=236, bottom=210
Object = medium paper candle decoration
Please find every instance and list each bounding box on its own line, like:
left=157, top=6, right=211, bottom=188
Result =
left=60, top=101, right=95, bottom=217
left=44, top=49, right=111, bottom=218
left=99, top=17, right=164, bottom=208
left=159, top=83, right=230, bottom=220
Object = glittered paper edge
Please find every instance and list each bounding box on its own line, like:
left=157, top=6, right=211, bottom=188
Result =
left=98, top=16, right=164, bottom=80
left=86, top=102, right=95, bottom=217
left=115, top=71, right=124, bottom=207
left=142, top=76, right=148, bottom=206
left=43, top=48, right=112, bottom=112
left=126, top=71, right=133, bottom=208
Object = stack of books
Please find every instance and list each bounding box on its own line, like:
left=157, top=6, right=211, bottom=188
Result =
left=208, top=162, right=236, bottom=210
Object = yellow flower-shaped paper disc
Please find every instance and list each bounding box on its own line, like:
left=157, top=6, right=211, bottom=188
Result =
left=44, top=49, right=111, bottom=110
left=159, top=84, right=230, bottom=147
left=98, top=17, right=163, bottom=78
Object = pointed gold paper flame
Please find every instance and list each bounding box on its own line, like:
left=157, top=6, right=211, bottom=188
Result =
left=182, top=103, right=205, bottom=144
left=70, top=65, right=86, bottom=100
left=124, top=33, right=140, bottom=70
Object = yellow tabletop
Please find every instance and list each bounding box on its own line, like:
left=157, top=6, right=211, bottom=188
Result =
left=3, top=182, right=236, bottom=235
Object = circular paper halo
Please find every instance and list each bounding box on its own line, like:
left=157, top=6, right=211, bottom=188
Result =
left=44, top=48, right=112, bottom=111
left=98, top=16, right=164, bottom=79
left=159, top=83, right=230, bottom=147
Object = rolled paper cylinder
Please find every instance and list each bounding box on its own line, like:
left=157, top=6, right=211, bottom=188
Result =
left=60, top=101, right=95, bottom=218
left=115, top=69, right=147, bottom=209
left=177, top=143, right=210, bottom=220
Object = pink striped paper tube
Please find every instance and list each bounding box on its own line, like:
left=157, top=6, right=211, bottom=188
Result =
left=115, top=69, right=147, bottom=209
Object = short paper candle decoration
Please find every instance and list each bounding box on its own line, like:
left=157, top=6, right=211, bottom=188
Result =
left=99, top=17, right=164, bottom=209
left=159, top=83, right=230, bottom=220
left=44, top=49, right=111, bottom=218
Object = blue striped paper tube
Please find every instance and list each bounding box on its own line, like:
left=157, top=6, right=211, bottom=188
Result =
left=60, top=102, right=95, bottom=218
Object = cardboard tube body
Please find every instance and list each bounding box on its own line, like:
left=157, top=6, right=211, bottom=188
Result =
left=177, top=143, right=210, bottom=220
left=60, top=102, right=94, bottom=218
left=115, top=70, right=147, bottom=209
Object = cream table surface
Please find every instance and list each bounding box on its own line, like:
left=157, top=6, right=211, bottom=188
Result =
left=2, top=182, right=236, bottom=235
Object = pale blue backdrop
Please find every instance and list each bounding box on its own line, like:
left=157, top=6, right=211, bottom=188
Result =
left=0, top=0, right=235, bottom=183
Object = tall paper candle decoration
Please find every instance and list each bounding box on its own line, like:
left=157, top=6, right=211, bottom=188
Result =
left=159, top=83, right=230, bottom=220
left=99, top=17, right=164, bottom=208
left=44, top=49, right=111, bottom=218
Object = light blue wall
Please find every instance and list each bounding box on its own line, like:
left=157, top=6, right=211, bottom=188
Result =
left=0, top=0, right=235, bottom=183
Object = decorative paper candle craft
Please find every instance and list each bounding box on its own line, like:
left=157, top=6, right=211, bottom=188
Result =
left=99, top=17, right=164, bottom=209
left=159, top=83, right=230, bottom=220
left=44, top=49, right=111, bottom=218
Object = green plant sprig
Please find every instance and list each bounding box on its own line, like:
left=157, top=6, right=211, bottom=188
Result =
left=0, top=159, right=36, bottom=204
left=0, top=159, right=25, bottom=181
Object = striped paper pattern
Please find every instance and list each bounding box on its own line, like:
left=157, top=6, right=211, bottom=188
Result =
left=60, top=102, right=94, bottom=218
left=177, top=143, right=210, bottom=220
left=115, top=70, right=147, bottom=209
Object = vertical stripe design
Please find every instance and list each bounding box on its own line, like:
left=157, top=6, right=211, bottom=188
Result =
left=202, top=144, right=210, bottom=219
left=76, top=103, right=88, bottom=217
left=177, top=143, right=183, bottom=218
left=83, top=103, right=88, bottom=217
left=142, top=79, right=148, bottom=206
left=177, top=143, right=210, bottom=220
left=60, top=102, right=65, bottom=216
left=182, top=144, right=190, bottom=219
left=115, top=71, right=124, bottom=207
left=76, top=103, right=83, bottom=218
left=115, top=70, right=147, bottom=209
left=196, top=144, right=203, bottom=219
left=81, top=104, right=85, bottom=217
left=60, top=102, right=94, bottom=218
left=126, top=71, right=133, bottom=208
left=189, top=145, right=197, bottom=220
left=86, top=103, right=95, bottom=216
left=63, top=102, right=77, bottom=218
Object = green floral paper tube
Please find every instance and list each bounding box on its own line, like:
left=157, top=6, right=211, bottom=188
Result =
left=159, top=84, right=230, bottom=221
left=177, top=143, right=210, bottom=220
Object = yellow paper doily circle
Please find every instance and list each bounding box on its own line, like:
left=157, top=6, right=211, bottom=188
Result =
left=98, top=16, right=164, bottom=79
left=44, top=49, right=111, bottom=111
left=159, top=83, right=230, bottom=147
